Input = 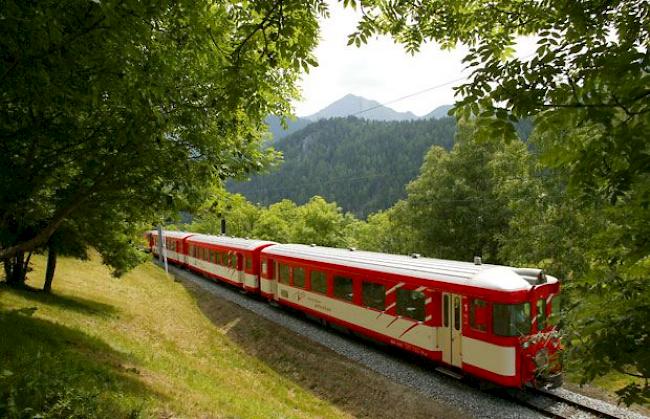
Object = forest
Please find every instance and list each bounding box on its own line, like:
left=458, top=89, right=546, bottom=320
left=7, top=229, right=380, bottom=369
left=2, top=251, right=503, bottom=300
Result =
left=1, top=0, right=648, bottom=412
left=229, top=116, right=457, bottom=216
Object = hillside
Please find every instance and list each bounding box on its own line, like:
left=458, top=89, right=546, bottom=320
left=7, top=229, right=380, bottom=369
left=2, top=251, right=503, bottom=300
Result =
left=0, top=254, right=346, bottom=418
left=0, top=253, right=460, bottom=418
left=230, top=116, right=457, bottom=217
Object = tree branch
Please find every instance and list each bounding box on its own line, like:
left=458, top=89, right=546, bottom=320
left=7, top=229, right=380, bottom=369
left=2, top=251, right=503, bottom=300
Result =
left=232, top=0, right=283, bottom=62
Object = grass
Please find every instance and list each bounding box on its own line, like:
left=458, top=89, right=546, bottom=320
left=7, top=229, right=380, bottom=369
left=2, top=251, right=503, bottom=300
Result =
left=5, top=252, right=641, bottom=418
left=0, top=252, right=353, bottom=418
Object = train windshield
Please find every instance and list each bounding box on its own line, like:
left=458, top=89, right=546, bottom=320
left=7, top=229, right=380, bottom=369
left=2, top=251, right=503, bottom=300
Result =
left=493, top=303, right=531, bottom=336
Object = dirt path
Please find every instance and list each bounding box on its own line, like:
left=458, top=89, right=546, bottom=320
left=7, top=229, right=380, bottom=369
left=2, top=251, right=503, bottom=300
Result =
left=182, top=279, right=467, bottom=419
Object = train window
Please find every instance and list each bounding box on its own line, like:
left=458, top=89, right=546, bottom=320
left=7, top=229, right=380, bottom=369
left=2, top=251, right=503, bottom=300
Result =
left=453, top=296, right=461, bottom=331
left=278, top=264, right=290, bottom=285
left=493, top=303, right=531, bottom=336
left=293, top=267, right=306, bottom=288
left=536, top=299, right=546, bottom=331
left=443, top=295, right=449, bottom=327
left=245, top=257, right=252, bottom=270
left=261, top=260, right=268, bottom=275
left=549, top=295, right=561, bottom=326
left=231, top=254, right=238, bottom=269
left=470, top=299, right=488, bottom=332
left=310, top=270, right=327, bottom=294
left=362, top=281, right=385, bottom=310
left=396, top=289, right=425, bottom=321
left=333, top=275, right=353, bottom=301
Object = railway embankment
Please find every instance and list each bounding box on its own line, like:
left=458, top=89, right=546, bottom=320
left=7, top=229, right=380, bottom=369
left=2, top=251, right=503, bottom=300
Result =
left=0, top=253, right=370, bottom=418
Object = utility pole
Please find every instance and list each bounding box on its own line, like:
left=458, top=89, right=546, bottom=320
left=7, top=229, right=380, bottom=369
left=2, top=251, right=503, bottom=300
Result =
left=157, top=225, right=169, bottom=274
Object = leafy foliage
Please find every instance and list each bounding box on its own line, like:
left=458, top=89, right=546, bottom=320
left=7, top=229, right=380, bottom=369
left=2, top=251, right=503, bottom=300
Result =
left=187, top=192, right=354, bottom=247
left=366, top=121, right=531, bottom=263
left=0, top=0, right=325, bottom=280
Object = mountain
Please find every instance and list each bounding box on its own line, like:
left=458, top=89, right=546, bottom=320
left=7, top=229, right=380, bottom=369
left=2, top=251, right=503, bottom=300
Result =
left=229, top=116, right=457, bottom=217
left=263, top=96, right=455, bottom=142
left=304, top=94, right=418, bottom=121
left=265, top=115, right=312, bottom=142
left=421, top=104, right=453, bottom=120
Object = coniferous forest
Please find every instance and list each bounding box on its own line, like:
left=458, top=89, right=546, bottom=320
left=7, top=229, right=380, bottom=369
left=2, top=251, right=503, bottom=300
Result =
left=229, top=116, right=457, bottom=217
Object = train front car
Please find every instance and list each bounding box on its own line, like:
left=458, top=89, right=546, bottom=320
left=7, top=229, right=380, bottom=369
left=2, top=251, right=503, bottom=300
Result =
left=466, top=267, right=563, bottom=389
left=260, top=244, right=563, bottom=389
left=515, top=268, right=563, bottom=389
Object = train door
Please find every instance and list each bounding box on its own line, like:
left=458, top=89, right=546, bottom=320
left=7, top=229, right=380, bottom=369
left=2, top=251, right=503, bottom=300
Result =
left=440, top=293, right=463, bottom=368
left=236, top=253, right=245, bottom=285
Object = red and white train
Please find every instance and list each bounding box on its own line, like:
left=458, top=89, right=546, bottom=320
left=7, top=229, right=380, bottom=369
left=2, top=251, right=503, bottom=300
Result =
left=148, top=230, right=563, bottom=389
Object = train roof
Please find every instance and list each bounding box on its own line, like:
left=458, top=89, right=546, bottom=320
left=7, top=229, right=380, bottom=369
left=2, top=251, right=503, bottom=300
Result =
left=151, top=230, right=195, bottom=239
left=187, top=234, right=276, bottom=251
left=262, top=244, right=558, bottom=292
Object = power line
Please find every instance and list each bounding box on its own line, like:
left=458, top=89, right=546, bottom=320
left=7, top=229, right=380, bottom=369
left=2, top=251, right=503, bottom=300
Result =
left=350, top=76, right=468, bottom=117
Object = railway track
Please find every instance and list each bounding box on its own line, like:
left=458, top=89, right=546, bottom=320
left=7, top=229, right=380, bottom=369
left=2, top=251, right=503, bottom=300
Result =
left=511, top=386, right=646, bottom=419
left=161, top=262, right=647, bottom=419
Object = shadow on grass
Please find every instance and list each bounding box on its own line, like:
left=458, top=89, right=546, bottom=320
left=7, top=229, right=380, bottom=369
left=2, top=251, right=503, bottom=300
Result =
left=0, top=282, right=117, bottom=318
left=0, top=308, right=165, bottom=418
left=180, top=276, right=460, bottom=419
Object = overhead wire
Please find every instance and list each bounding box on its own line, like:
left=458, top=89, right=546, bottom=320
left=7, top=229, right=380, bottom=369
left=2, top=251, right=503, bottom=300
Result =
left=349, top=76, right=468, bottom=117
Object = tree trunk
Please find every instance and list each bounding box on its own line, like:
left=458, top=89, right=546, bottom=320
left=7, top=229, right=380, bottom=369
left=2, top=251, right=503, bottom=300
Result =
left=5, top=251, right=27, bottom=286
left=44, top=248, right=57, bottom=293
left=3, top=258, right=11, bottom=281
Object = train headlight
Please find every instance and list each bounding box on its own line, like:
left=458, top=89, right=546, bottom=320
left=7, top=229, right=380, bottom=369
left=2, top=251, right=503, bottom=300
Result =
left=534, top=349, right=549, bottom=367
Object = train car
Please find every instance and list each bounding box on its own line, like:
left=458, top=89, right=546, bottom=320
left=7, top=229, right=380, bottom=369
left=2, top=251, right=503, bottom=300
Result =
left=149, top=230, right=195, bottom=266
left=260, top=244, right=562, bottom=389
left=185, top=234, right=275, bottom=292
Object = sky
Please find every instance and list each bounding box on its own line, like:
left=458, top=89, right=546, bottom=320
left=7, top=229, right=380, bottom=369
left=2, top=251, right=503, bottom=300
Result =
left=294, top=2, right=537, bottom=118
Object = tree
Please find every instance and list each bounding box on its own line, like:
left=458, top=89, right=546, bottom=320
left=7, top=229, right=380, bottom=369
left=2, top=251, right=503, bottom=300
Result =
left=291, top=196, right=352, bottom=247
left=189, top=190, right=261, bottom=238
left=252, top=200, right=301, bottom=243
left=345, top=0, right=649, bottom=403
left=0, top=0, right=325, bottom=285
left=393, top=122, right=531, bottom=263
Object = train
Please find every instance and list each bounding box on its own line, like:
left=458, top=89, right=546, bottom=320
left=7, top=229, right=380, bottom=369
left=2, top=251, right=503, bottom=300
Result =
left=147, top=230, right=563, bottom=389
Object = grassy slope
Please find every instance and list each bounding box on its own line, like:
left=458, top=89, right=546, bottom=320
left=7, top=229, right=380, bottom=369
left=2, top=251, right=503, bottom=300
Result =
left=0, top=253, right=349, bottom=418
